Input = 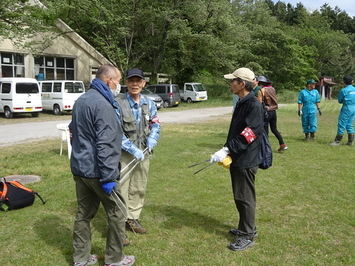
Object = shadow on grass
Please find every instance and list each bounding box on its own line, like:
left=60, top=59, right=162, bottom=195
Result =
left=145, top=204, right=235, bottom=240
left=34, top=214, right=73, bottom=265
left=34, top=211, right=111, bottom=265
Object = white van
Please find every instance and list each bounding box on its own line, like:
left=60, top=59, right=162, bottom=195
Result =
left=0, top=78, right=42, bottom=118
left=39, top=80, right=85, bottom=115
left=180, top=83, right=208, bottom=103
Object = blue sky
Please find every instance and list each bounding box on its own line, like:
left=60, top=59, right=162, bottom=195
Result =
left=272, top=0, right=355, bottom=18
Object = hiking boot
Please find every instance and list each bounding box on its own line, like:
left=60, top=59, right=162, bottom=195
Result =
left=329, top=134, right=343, bottom=146
left=310, top=132, right=315, bottom=142
left=303, top=133, right=310, bottom=141
left=123, top=236, right=130, bottom=247
left=105, top=255, right=135, bottom=266
left=343, top=133, right=354, bottom=146
left=74, top=254, right=98, bottom=266
left=277, top=144, right=288, bottom=152
left=229, top=228, right=258, bottom=238
left=126, top=219, right=147, bottom=234
left=228, top=238, right=255, bottom=251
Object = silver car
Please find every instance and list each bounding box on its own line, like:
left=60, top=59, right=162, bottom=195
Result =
left=120, top=86, right=163, bottom=110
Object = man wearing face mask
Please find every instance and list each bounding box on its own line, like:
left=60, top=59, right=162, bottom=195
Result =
left=114, top=68, right=161, bottom=234
left=70, top=64, right=135, bottom=266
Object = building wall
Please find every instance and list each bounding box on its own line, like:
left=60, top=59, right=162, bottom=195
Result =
left=0, top=19, right=110, bottom=88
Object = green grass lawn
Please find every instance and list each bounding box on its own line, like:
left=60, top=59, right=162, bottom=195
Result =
left=1, top=101, right=355, bottom=265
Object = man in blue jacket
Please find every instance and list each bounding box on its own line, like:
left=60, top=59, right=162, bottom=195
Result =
left=70, top=64, right=135, bottom=266
left=329, top=75, right=355, bottom=146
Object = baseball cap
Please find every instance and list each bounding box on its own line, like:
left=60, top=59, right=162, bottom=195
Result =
left=125, top=68, right=145, bottom=79
left=343, top=75, right=353, bottom=83
left=224, top=67, right=255, bottom=83
left=306, top=79, right=317, bottom=84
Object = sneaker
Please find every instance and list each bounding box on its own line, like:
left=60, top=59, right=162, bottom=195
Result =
left=277, top=144, right=288, bottom=152
left=228, top=238, right=254, bottom=251
left=105, top=255, right=135, bottom=266
left=74, top=254, right=98, bottom=266
left=229, top=228, right=258, bottom=238
left=126, top=219, right=147, bottom=234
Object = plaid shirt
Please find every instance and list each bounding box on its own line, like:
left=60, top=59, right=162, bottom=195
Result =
left=115, top=93, right=161, bottom=153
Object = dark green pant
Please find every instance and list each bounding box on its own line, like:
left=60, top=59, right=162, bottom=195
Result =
left=73, top=176, right=126, bottom=264
left=230, top=166, right=258, bottom=240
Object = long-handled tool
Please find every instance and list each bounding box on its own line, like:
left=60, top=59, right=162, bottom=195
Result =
left=115, top=147, right=149, bottom=233
left=193, top=161, right=216, bottom=174
left=188, top=159, right=210, bottom=168
left=111, top=191, right=144, bottom=235
left=189, top=155, right=232, bottom=174
left=119, top=148, right=149, bottom=184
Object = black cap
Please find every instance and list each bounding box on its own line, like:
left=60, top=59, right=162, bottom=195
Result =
left=343, top=75, right=353, bottom=84
left=125, top=68, right=144, bottom=79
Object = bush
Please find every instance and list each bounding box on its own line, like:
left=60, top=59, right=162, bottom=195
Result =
left=277, top=90, right=299, bottom=103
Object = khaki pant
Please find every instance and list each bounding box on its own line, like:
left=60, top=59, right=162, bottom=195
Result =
left=72, top=176, right=126, bottom=264
left=119, top=151, right=150, bottom=219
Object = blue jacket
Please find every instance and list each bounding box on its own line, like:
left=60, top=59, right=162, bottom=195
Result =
left=69, top=79, right=123, bottom=183
left=298, top=89, right=320, bottom=113
left=338, top=85, right=355, bottom=107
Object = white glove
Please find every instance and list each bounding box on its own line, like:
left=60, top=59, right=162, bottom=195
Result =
left=210, top=147, right=229, bottom=163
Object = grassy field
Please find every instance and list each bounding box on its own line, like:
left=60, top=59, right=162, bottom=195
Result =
left=1, top=101, right=355, bottom=265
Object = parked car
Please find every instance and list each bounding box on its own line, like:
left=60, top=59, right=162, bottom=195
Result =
left=146, top=84, right=180, bottom=108
left=120, top=86, right=163, bottom=110
left=39, top=80, right=85, bottom=115
left=180, top=83, right=208, bottom=103
left=0, top=78, right=42, bottom=118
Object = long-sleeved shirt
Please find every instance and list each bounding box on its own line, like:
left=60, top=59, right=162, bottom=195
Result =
left=115, top=93, right=161, bottom=153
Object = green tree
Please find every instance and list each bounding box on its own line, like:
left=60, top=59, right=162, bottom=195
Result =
left=0, top=0, right=58, bottom=53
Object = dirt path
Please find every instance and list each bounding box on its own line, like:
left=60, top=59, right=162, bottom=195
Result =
left=0, top=107, right=233, bottom=147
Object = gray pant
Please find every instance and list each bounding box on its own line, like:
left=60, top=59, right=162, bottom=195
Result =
left=230, top=166, right=258, bottom=240
left=72, top=176, right=126, bottom=264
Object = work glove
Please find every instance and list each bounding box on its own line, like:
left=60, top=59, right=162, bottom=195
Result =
left=101, top=182, right=116, bottom=195
left=210, top=147, right=229, bottom=163
left=133, top=148, right=144, bottom=161
left=318, top=108, right=322, bottom=116
left=146, top=137, right=157, bottom=152
left=298, top=110, right=302, bottom=116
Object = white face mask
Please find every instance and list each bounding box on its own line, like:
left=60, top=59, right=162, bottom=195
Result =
left=111, top=83, right=121, bottom=97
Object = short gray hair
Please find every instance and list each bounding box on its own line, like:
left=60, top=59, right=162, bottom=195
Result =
left=96, top=64, right=119, bottom=80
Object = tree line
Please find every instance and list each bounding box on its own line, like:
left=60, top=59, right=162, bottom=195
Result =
left=2, top=0, right=355, bottom=95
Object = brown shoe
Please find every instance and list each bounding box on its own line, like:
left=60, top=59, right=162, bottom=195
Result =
left=126, top=219, right=147, bottom=234
left=123, top=236, right=130, bottom=247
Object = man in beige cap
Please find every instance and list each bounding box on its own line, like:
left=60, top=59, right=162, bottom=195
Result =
left=211, top=67, right=264, bottom=251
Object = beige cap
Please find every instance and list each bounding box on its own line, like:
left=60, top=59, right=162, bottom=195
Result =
left=224, top=67, right=255, bottom=83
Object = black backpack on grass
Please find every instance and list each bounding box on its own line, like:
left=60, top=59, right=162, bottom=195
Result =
left=0, top=178, right=45, bottom=211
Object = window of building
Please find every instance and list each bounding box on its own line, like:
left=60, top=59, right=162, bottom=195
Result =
left=34, top=56, right=75, bottom=80
left=0, top=53, right=25, bottom=77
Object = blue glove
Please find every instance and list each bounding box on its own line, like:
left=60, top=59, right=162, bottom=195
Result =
left=133, top=148, right=144, bottom=161
left=101, top=182, right=116, bottom=195
left=147, top=137, right=157, bottom=152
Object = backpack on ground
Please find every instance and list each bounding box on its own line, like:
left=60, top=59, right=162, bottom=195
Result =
left=259, top=130, right=273, bottom=170
left=0, top=178, right=45, bottom=211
